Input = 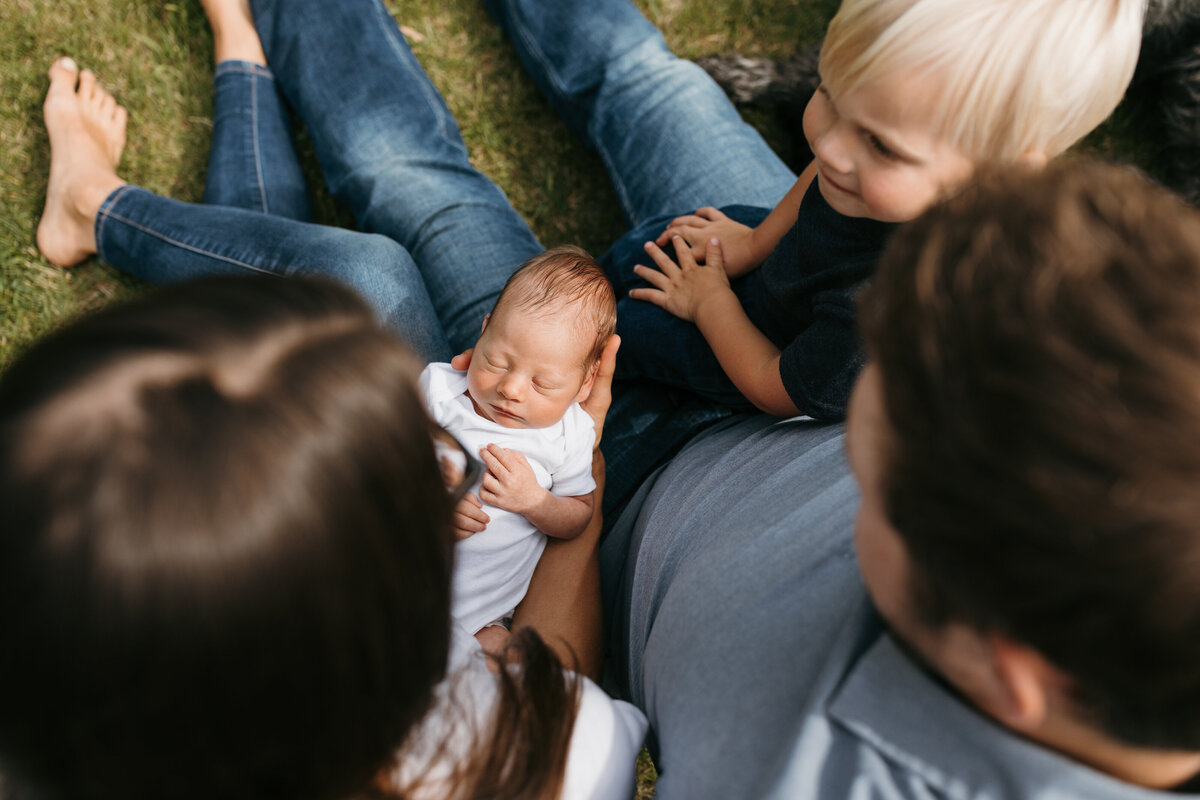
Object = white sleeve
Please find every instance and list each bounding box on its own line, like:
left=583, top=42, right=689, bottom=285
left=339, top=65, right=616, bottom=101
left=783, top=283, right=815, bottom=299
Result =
left=419, top=362, right=459, bottom=428
left=550, top=405, right=596, bottom=498
left=561, top=678, right=649, bottom=800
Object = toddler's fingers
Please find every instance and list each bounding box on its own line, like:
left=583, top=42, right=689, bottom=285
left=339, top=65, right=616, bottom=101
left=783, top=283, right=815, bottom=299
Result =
left=643, top=240, right=683, bottom=273
left=657, top=211, right=700, bottom=241
left=632, top=263, right=671, bottom=290
left=704, top=237, right=725, bottom=271
left=695, top=206, right=725, bottom=221
left=628, top=287, right=669, bottom=310
left=667, top=236, right=699, bottom=268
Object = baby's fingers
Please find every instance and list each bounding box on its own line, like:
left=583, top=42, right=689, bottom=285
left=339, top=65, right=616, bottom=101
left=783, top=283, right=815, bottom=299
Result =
left=479, top=445, right=507, bottom=476
left=479, top=473, right=502, bottom=504
left=485, top=443, right=530, bottom=473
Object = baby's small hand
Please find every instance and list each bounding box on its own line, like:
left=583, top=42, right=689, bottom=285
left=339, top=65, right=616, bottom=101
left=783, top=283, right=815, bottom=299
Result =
left=453, top=492, right=489, bottom=540
left=478, top=444, right=545, bottom=515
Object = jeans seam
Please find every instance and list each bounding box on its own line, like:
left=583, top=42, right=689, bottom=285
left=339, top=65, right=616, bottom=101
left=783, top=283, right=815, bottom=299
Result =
left=97, top=192, right=278, bottom=277
left=215, top=61, right=276, bottom=80
left=251, top=73, right=269, bottom=213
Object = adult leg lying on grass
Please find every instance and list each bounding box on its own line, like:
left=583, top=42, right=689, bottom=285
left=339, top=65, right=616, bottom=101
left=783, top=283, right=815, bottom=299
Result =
left=34, top=0, right=548, bottom=364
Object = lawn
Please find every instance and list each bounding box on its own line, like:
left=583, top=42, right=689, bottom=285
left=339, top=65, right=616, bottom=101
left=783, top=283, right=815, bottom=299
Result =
left=0, top=0, right=842, bottom=370
left=0, top=0, right=1160, bottom=796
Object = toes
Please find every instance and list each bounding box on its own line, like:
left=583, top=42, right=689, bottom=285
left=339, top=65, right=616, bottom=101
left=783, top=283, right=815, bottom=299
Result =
left=78, top=69, right=97, bottom=100
left=46, top=57, right=79, bottom=99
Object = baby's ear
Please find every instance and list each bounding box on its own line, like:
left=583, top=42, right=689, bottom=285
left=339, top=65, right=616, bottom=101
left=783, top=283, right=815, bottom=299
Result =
left=574, top=360, right=601, bottom=404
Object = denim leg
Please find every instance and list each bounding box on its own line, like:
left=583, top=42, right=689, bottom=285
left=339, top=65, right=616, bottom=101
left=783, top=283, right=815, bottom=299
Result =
left=485, top=0, right=796, bottom=226
left=204, top=61, right=312, bottom=221
left=95, top=185, right=452, bottom=363
left=249, top=0, right=542, bottom=353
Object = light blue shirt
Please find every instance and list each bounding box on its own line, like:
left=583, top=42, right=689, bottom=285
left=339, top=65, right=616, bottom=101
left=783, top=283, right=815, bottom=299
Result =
left=602, top=415, right=1200, bottom=800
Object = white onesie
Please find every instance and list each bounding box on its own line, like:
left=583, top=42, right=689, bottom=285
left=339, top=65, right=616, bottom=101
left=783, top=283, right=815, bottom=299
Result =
left=420, top=362, right=596, bottom=634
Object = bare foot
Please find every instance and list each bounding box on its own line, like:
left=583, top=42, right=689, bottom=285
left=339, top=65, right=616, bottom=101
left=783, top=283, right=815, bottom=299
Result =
left=201, top=0, right=267, bottom=66
left=36, top=58, right=127, bottom=268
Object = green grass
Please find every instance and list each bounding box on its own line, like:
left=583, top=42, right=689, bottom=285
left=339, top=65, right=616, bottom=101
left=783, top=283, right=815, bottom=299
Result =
left=0, top=0, right=841, bottom=370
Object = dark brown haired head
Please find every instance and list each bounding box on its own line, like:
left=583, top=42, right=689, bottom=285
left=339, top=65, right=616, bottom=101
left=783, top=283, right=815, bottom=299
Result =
left=492, top=245, right=617, bottom=368
left=0, top=276, right=455, bottom=799
left=859, top=160, right=1200, bottom=749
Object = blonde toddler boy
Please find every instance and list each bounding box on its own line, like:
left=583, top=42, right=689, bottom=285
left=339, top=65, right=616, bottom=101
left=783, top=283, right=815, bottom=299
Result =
left=610, top=0, right=1144, bottom=420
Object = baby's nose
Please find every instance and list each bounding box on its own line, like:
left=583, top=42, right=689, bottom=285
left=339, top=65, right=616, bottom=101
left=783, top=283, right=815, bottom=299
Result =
left=498, top=374, right=524, bottom=400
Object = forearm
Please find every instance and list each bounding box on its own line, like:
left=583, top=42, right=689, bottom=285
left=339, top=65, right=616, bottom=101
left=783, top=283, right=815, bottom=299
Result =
left=512, top=452, right=606, bottom=679
left=739, top=162, right=817, bottom=274
left=524, top=491, right=593, bottom=540
left=695, top=289, right=801, bottom=416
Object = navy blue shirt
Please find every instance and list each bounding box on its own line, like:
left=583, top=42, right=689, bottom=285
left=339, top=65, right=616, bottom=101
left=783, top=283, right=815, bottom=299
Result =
left=750, top=180, right=895, bottom=420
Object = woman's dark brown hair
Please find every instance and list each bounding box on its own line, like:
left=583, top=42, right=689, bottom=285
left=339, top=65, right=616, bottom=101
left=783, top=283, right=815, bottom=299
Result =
left=0, top=275, right=577, bottom=800
left=859, top=160, right=1200, bottom=749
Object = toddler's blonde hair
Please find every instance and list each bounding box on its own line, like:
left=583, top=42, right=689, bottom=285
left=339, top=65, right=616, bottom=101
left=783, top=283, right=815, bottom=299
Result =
left=820, top=0, right=1144, bottom=160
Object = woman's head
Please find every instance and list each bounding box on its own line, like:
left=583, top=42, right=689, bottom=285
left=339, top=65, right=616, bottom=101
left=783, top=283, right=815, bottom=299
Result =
left=0, top=276, right=455, bottom=799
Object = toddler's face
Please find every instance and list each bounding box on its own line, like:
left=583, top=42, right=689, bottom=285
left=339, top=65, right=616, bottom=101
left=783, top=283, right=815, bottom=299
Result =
left=802, top=69, right=976, bottom=223
left=465, top=307, right=595, bottom=429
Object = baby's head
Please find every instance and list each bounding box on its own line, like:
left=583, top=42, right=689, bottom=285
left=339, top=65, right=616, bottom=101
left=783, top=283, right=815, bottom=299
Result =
left=805, top=0, right=1144, bottom=222
left=466, top=245, right=617, bottom=429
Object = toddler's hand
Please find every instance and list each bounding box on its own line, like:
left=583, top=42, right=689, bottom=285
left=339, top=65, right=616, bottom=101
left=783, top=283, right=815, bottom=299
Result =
left=655, top=208, right=760, bottom=277
left=453, top=492, right=489, bottom=540
left=630, top=236, right=732, bottom=322
left=479, top=444, right=545, bottom=515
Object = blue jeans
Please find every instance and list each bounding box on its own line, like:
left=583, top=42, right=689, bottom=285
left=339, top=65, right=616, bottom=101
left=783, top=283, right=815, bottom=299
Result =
left=97, top=0, right=541, bottom=362
left=94, top=0, right=796, bottom=514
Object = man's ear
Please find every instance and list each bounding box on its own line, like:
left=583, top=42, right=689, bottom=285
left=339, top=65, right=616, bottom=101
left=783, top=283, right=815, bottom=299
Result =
left=574, top=360, right=601, bottom=404
left=986, top=633, right=1062, bottom=731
